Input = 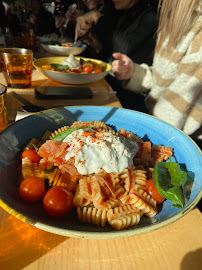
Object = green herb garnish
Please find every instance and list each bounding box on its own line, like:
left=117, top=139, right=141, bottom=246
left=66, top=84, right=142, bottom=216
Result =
left=51, top=126, right=93, bottom=141
left=43, top=166, right=57, bottom=173
left=50, top=64, right=69, bottom=71
left=153, top=156, right=194, bottom=208
left=31, top=143, right=39, bottom=151
left=47, top=41, right=60, bottom=46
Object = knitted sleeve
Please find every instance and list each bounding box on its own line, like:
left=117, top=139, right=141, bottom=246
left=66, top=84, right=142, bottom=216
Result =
left=124, top=63, right=154, bottom=93
left=124, top=17, right=202, bottom=139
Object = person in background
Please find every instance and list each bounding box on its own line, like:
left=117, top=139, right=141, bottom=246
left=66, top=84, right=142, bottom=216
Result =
left=75, top=0, right=157, bottom=65
left=27, top=0, right=58, bottom=36
left=112, top=0, right=202, bottom=147
left=0, top=0, right=5, bottom=29
left=54, top=0, right=104, bottom=41
left=54, top=1, right=83, bottom=40
left=4, top=7, right=21, bottom=36
left=75, top=0, right=157, bottom=111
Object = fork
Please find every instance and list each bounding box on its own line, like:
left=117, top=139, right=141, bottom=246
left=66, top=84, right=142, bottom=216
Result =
left=10, top=91, right=47, bottom=112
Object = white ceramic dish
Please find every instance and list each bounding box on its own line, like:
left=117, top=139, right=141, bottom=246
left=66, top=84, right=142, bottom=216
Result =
left=40, top=43, right=87, bottom=56
left=0, top=106, right=201, bottom=239
left=33, top=56, right=112, bottom=84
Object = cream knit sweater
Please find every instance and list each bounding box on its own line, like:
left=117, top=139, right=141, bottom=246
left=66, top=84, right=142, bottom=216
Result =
left=126, top=4, right=202, bottom=140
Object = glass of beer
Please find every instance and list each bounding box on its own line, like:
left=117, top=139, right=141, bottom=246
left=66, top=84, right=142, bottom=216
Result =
left=0, top=83, right=7, bottom=132
left=0, top=48, right=33, bottom=88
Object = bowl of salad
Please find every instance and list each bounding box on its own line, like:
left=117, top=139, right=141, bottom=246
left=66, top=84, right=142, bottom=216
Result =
left=0, top=106, right=201, bottom=239
left=40, top=40, right=87, bottom=56
left=33, top=55, right=112, bottom=84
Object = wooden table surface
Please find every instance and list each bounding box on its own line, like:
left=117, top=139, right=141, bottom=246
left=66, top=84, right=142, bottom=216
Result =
left=0, top=70, right=202, bottom=270
left=0, top=70, right=121, bottom=122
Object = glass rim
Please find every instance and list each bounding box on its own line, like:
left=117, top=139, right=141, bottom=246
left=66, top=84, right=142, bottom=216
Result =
left=0, top=48, right=33, bottom=55
left=0, top=83, right=7, bottom=95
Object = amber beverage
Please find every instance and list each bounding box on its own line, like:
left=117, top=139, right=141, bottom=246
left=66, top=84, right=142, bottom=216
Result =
left=0, top=48, right=33, bottom=88
left=0, top=84, right=7, bottom=132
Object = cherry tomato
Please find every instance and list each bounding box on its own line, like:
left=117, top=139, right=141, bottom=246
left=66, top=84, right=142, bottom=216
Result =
left=94, top=69, right=102, bottom=73
left=146, top=179, right=165, bottom=204
left=19, top=176, right=46, bottom=203
left=83, top=65, right=92, bottom=73
left=21, top=150, right=41, bottom=164
left=43, top=187, right=74, bottom=217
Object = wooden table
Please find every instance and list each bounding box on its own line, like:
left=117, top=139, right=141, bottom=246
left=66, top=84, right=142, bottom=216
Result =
left=0, top=70, right=202, bottom=270
left=0, top=70, right=121, bottom=122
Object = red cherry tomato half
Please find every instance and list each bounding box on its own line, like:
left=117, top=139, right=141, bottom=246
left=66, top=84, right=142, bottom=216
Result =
left=43, top=186, right=74, bottom=217
left=146, top=179, right=165, bottom=204
left=94, top=69, right=102, bottom=73
left=19, top=176, right=46, bottom=202
left=21, top=150, right=41, bottom=164
left=83, top=65, right=92, bottom=73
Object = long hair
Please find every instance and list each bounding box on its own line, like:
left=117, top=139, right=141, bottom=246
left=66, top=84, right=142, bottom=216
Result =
left=155, top=0, right=200, bottom=52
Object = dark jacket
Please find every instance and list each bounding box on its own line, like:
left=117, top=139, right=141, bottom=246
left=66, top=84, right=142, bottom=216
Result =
left=86, top=0, right=157, bottom=66
left=109, top=0, right=157, bottom=65
left=96, top=0, right=158, bottom=112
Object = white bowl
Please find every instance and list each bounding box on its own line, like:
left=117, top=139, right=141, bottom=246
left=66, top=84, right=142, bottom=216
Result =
left=40, top=43, right=86, bottom=56
left=33, top=56, right=112, bottom=84
left=37, top=34, right=59, bottom=43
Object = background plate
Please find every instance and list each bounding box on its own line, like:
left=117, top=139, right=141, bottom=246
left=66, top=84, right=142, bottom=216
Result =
left=40, top=43, right=87, bottom=56
left=33, top=57, right=112, bottom=85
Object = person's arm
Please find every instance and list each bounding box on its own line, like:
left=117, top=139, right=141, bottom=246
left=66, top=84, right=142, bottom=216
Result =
left=75, top=10, right=102, bottom=40
left=112, top=52, right=153, bottom=93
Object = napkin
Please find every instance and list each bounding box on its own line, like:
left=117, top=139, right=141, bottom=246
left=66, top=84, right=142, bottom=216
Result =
left=15, top=111, right=33, bottom=121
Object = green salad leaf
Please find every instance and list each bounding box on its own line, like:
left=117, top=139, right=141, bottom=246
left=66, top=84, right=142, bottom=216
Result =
left=47, top=41, right=60, bottom=46
left=153, top=156, right=194, bottom=208
left=51, top=126, right=93, bottom=141
left=50, top=64, right=69, bottom=71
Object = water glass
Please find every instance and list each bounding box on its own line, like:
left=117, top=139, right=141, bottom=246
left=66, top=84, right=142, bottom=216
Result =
left=0, top=48, right=33, bottom=88
left=0, top=83, right=7, bottom=132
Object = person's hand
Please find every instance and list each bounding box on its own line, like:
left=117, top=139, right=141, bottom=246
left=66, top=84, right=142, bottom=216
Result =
left=112, top=53, right=135, bottom=80
left=55, top=15, right=66, bottom=29
left=66, top=5, right=83, bottom=23
left=75, top=11, right=102, bottom=40
left=83, top=32, right=103, bottom=53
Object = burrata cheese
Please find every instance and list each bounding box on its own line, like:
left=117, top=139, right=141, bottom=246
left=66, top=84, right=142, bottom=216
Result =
left=61, top=54, right=81, bottom=70
left=63, top=129, right=139, bottom=175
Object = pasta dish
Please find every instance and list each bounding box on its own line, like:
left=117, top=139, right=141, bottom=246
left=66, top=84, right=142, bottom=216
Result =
left=42, top=54, right=104, bottom=74
left=19, top=121, right=175, bottom=230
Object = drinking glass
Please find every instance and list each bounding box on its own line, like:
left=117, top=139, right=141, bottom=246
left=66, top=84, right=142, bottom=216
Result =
left=0, top=48, right=33, bottom=88
left=0, top=83, right=7, bottom=132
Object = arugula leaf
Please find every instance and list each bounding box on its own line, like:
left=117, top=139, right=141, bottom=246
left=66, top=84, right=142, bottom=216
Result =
left=84, top=60, right=92, bottom=64
left=47, top=41, right=60, bottom=46
left=51, top=126, right=93, bottom=141
left=153, top=157, right=194, bottom=208
left=50, top=64, right=69, bottom=71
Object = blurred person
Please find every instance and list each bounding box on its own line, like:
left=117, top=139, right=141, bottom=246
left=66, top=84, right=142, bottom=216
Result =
left=112, top=0, right=202, bottom=146
left=27, top=0, right=58, bottom=36
left=0, top=0, right=5, bottom=29
left=55, top=0, right=104, bottom=40
left=75, top=0, right=157, bottom=65
left=75, top=0, right=157, bottom=111
left=2, top=1, right=9, bottom=16
left=4, top=7, right=21, bottom=36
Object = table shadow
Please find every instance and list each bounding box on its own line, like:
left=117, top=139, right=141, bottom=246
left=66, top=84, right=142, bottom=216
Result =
left=181, top=248, right=202, bottom=270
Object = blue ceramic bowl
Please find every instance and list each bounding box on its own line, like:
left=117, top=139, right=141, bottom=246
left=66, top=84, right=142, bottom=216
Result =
left=0, top=106, right=201, bottom=239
